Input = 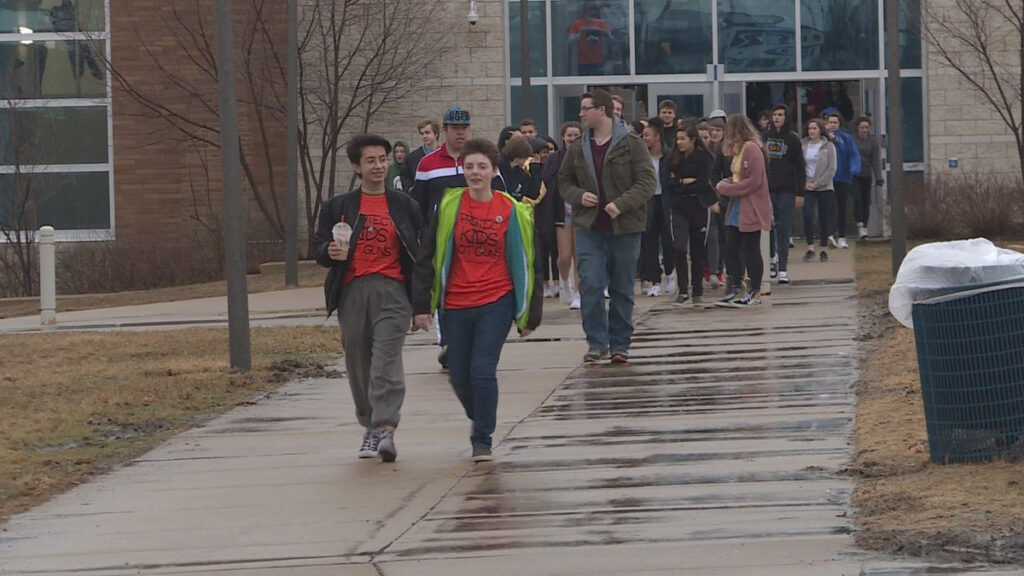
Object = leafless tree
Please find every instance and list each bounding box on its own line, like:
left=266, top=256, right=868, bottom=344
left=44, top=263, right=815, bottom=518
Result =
left=103, top=0, right=288, bottom=244
left=101, top=0, right=450, bottom=255
left=296, top=0, right=451, bottom=249
left=924, top=0, right=1024, bottom=185
left=0, top=102, right=41, bottom=297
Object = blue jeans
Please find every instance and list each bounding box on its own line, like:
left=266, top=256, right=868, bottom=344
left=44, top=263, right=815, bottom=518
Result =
left=575, top=228, right=642, bottom=354
left=440, top=291, right=515, bottom=448
left=771, top=191, right=795, bottom=272
left=803, top=189, right=836, bottom=248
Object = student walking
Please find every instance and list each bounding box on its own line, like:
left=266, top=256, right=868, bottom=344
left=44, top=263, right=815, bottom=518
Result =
left=557, top=89, right=656, bottom=365
left=763, top=104, right=806, bottom=284
left=853, top=116, right=884, bottom=240
left=823, top=109, right=860, bottom=248
left=714, top=115, right=772, bottom=308
left=666, top=122, right=715, bottom=307
left=313, top=135, right=423, bottom=463
left=801, top=118, right=838, bottom=262
left=542, top=121, right=584, bottom=309
left=412, top=138, right=542, bottom=462
left=401, top=119, right=441, bottom=193
left=638, top=118, right=675, bottom=297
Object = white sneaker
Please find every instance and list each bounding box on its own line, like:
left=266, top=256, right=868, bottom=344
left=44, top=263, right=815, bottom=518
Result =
left=778, top=271, right=790, bottom=284
left=603, top=288, right=609, bottom=299
left=560, top=281, right=574, bottom=305
left=827, top=235, right=838, bottom=248
left=570, top=293, right=581, bottom=310
left=662, top=275, right=677, bottom=295
left=858, top=226, right=869, bottom=240
left=543, top=285, right=553, bottom=298
left=641, top=281, right=652, bottom=294
left=647, top=284, right=662, bottom=297
left=552, top=284, right=560, bottom=298
left=837, top=237, right=849, bottom=249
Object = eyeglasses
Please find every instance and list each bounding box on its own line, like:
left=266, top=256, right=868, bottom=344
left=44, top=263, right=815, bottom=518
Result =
left=580, top=105, right=597, bottom=113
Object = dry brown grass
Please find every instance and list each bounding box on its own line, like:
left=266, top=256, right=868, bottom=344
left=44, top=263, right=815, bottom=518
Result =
left=0, top=263, right=325, bottom=320
left=852, top=241, right=1024, bottom=563
left=0, top=325, right=339, bottom=521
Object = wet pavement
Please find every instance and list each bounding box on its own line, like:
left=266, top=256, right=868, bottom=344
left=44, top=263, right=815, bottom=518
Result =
left=1, top=250, right=1019, bottom=575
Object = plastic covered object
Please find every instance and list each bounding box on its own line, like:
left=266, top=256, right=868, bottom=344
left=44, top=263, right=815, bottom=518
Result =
left=332, top=222, right=352, bottom=246
left=889, top=238, right=1024, bottom=328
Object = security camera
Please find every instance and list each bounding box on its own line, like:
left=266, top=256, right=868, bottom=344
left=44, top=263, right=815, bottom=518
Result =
left=467, top=1, right=479, bottom=25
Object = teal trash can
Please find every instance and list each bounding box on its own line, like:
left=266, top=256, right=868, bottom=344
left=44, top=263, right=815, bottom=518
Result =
left=911, top=280, right=1024, bottom=463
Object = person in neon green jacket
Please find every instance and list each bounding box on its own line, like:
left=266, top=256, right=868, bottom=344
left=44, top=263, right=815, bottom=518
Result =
left=412, top=138, right=543, bottom=462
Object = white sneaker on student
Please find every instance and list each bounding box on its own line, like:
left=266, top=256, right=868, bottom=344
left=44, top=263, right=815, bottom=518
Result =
left=838, top=237, right=850, bottom=249
left=570, top=293, right=581, bottom=310
left=560, top=281, right=574, bottom=305
left=663, top=274, right=677, bottom=295
left=543, top=285, right=553, bottom=298
left=647, top=284, right=662, bottom=297
left=828, top=235, right=838, bottom=248
left=858, top=226, right=869, bottom=240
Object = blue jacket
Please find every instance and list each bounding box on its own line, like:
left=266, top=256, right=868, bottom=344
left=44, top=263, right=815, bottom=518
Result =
left=831, top=129, right=861, bottom=184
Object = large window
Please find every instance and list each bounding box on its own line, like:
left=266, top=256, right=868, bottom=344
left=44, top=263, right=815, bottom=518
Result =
left=0, top=0, right=110, bottom=238
left=718, top=0, right=796, bottom=73
left=889, top=76, right=923, bottom=164
left=635, top=0, right=711, bottom=75
left=511, top=85, right=549, bottom=136
left=510, top=1, right=546, bottom=77
left=551, top=0, right=630, bottom=76
left=801, top=0, right=878, bottom=71
left=884, top=0, right=922, bottom=69
left=0, top=40, right=105, bottom=99
left=0, top=0, right=105, bottom=33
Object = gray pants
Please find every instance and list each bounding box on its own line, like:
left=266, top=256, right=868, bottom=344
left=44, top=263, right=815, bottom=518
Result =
left=339, top=275, right=411, bottom=429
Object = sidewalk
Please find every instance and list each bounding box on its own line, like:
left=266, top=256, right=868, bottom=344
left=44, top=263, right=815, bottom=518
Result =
left=0, top=248, right=1012, bottom=575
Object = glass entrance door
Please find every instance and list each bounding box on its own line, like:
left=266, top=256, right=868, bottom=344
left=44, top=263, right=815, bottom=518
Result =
left=648, top=83, right=711, bottom=120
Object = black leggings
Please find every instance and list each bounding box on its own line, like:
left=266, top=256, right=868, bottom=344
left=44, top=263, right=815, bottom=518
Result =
left=669, top=197, right=708, bottom=297
left=854, top=176, right=872, bottom=225
left=725, top=226, right=763, bottom=295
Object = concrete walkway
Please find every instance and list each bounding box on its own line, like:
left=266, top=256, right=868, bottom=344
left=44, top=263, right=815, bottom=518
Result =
left=0, top=248, right=1013, bottom=575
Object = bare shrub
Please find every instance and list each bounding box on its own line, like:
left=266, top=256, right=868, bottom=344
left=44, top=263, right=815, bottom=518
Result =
left=953, top=173, right=1024, bottom=238
left=56, top=242, right=225, bottom=295
left=905, top=173, right=1024, bottom=240
left=905, top=176, right=959, bottom=239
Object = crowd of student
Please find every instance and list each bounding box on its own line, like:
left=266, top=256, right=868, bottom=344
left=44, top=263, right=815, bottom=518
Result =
left=313, top=90, right=884, bottom=465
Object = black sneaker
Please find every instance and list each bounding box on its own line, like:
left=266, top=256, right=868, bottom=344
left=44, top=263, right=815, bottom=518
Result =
left=802, top=249, right=815, bottom=262
left=472, top=443, right=493, bottom=462
left=377, top=429, right=397, bottom=463
left=726, top=292, right=761, bottom=307
left=819, top=251, right=829, bottom=262
left=357, top=428, right=380, bottom=459
left=438, top=347, right=448, bottom=369
left=674, top=293, right=690, bottom=306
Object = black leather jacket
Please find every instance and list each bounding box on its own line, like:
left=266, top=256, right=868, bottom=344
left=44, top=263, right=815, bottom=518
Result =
left=312, top=190, right=423, bottom=318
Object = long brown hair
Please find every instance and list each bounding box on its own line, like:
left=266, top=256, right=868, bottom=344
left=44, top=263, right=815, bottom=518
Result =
left=723, top=114, right=761, bottom=156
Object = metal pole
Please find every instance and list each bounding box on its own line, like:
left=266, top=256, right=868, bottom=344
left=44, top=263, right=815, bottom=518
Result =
left=285, top=0, right=298, bottom=287
left=215, top=0, right=252, bottom=371
left=886, top=0, right=906, bottom=276
left=38, top=226, right=56, bottom=327
left=519, top=0, right=531, bottom=120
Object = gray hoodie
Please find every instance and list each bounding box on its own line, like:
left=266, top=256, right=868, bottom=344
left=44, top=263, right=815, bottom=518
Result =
left=801, top=138, right=837, bottom=192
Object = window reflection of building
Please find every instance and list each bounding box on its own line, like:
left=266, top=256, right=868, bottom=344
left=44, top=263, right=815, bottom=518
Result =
left=0, top=0, right=111, bottom=233
left=552, top=0, right=629, bottom=77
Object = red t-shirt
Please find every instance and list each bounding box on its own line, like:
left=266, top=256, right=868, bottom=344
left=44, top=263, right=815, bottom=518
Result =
left=343, top=193, right=404, bottom=285
left=445, top=191, right=514, bottom=309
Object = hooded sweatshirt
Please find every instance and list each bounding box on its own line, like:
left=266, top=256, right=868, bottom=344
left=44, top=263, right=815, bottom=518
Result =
left=387, top=140, right=409, bottom=193
left=763, top=110, right=806, bottom=194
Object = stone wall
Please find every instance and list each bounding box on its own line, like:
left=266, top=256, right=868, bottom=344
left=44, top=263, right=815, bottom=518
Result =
left=924, top=0, right=1022, bottom=178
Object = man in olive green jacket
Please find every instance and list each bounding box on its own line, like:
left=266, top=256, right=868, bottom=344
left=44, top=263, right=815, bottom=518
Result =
left=557, top=88, right=656, bottom=365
